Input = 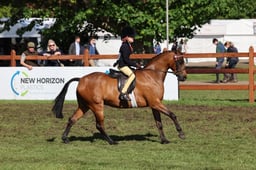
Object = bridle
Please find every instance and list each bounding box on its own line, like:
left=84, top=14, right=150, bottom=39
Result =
left=173, top=55, right=185, bottom=75
left=140, top=55, right=184, bottom=76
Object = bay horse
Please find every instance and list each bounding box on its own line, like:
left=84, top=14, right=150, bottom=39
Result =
left=52, top=51, right=187, bottom=144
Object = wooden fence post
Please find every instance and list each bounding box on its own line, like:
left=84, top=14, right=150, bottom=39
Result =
left=83, top=49, right=89, bottom=66
left=10, top=50, right=16, bottom=67
left=248, top=46, right=254, bottom=103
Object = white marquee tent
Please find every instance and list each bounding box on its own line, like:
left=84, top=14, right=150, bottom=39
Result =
left=187, top=19, right=256, bottom=53
left=0, top=18, right=55, bottom=38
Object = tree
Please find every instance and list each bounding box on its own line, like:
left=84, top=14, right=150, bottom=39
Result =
left=0, top=5, right=12, bottom=18
left=1, top=0, right=256, bottom=53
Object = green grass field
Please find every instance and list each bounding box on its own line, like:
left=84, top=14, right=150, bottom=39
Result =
left=0, top=97, right=256, bottom=170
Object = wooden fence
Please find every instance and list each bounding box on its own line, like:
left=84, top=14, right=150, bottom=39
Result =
left=0, top=47, right=255, bottom=103
left=181, top=47, right=255, bottom=103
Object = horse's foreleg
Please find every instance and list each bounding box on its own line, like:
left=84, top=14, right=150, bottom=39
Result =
left=94, top=111, right=117, bottom=145
left=153, top=104, right=185, bottom=140
left=152, top=109, right=170, bottom=144
left=62, top=108, right=85, bottom=143
left=169, top=111, right=185, bottom=139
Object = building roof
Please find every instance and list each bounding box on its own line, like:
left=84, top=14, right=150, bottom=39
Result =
left=195, top=19, right=256, bottom=36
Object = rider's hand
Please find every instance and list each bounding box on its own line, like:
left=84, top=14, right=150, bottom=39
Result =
left=136, top=63, right=141, bottom=69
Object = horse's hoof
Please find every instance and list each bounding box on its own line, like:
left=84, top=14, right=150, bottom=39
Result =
left=62, top=137, right=70, bottom=144
left=178, top=133, right=185, bottom=140
left=161, top=139, right=170, bottom=144
left=109, top=141, right=118, bottom=145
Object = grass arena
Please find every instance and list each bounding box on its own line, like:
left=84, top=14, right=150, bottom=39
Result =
left=1, top=90, right=256, bottom=169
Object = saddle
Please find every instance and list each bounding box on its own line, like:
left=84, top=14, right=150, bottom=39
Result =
left=107, top=69, right=136, bottom=94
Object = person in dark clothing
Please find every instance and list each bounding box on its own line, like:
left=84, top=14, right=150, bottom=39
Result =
left=20, top=42, right=39, bottom=70
left=113, top=26, right=140, bottom=101
left=223, top=41, right=239, bottom=83
left=87, top=37, right=99, bottom=66
left=40, top=39, right=64, bottom=66
left=68, top=36, right=84, bottom=66
left=212, top=38, right=225, bottom=83
left=171, top=41, right=178, bottom=52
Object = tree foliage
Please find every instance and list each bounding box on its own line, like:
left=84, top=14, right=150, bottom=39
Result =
left=1, top=0, right=256, bottom=53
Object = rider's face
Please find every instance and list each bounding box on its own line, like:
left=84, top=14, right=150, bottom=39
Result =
left=127, top=36, right=134, bottom=43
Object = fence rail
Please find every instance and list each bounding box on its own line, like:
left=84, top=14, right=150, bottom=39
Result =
left=181, top=47, right=255, bottom=103
left=1, top=47, right=255, bottom=103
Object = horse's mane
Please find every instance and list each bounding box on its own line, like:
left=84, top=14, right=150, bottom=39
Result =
left=144, top=50, right=174, bottom=68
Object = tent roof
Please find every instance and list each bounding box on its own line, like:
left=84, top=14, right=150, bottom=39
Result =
left=0, top=18, right=55, bottom=38
left=195, top=19, right=256, bottom=36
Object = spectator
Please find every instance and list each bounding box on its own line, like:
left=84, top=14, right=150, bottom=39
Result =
left=223, top=41, right=239, bottom=83
left=41, top=39, right=64, bottom=66
left=171, top=41, right=178, bottom=52
left=177, top=38, right=188, bottom=64
left=154, top=42, right=161, bottom=54
left=68, top=36, right=84, bottom=66
left=212, top=38, right=225, bottom=83
left=20, top=42, right=39, bottom=70
left=177, top=39, right=183, bottom=53
left=223, top=41, right=231, bottom=82
left=183, top=39, right=188, bottom=65
left=87, top=37, right=99, bottom=66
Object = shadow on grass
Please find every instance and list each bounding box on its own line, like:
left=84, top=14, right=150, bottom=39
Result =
left=211, top=98, right=249, bottom=102
left=47, top=133, right=159, bottom=143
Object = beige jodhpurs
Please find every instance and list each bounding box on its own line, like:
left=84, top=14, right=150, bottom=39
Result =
left=119, top=66, right=135, bottom=93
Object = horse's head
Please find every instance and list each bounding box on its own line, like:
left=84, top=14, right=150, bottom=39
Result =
left=172, top=54, right=187, bottom=81
left=144, top=51, right=187, bottom=81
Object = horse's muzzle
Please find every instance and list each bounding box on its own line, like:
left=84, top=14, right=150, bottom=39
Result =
left=178, top=75, right=187, bottom=81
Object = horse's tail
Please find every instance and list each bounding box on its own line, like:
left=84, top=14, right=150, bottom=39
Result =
left=52, top=77, right=80, bottom=119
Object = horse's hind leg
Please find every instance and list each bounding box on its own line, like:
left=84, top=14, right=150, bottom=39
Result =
left=93, top=109, right=117, bottom=145
left=62, top=107, right=88, bottom=143
left=152, top=109, right=170, bottom=144
left=153, top=104, right=185, bottom=140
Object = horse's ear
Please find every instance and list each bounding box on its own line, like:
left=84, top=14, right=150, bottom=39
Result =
left=176, top=50, right=183, bottom=55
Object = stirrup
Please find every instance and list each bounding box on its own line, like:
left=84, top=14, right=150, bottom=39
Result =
left=119, top=93, right=131, bottom=101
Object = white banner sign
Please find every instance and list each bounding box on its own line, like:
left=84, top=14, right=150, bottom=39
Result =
left=0, top=67, right=178, bottom=100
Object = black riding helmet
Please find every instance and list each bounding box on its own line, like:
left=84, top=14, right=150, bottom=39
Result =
left=121, top=26, right=135, bottom=39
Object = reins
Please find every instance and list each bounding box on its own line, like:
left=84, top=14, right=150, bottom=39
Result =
left=136, top=53, right=184, bottom=75
left=140, top=68, right=175, bottom=74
